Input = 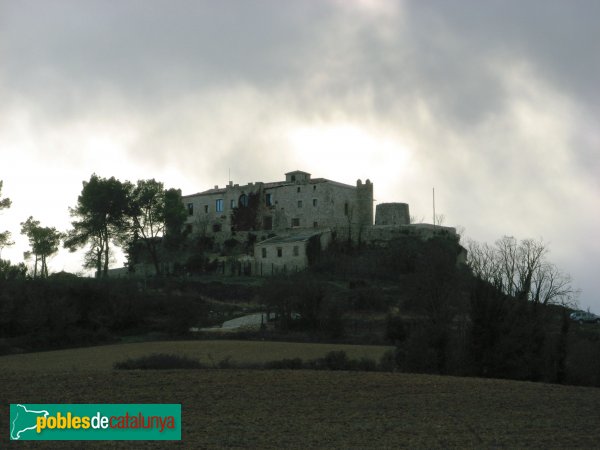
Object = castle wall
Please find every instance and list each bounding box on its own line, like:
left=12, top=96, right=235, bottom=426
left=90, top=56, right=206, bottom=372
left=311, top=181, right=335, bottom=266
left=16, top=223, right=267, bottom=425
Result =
left=363, top=223, right=457, bottom=244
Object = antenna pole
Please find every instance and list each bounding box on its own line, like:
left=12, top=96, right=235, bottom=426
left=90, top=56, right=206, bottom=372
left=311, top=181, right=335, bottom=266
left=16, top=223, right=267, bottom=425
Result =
left=433, top=187, right=436, bottom=228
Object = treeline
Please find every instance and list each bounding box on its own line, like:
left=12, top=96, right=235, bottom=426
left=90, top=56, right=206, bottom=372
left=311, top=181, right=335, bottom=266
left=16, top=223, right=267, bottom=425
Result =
left=261, top=236, right=600, bottom=387
left=0, top=277, right=205, bottom=354
left=0, top=176, right=188, bottom=279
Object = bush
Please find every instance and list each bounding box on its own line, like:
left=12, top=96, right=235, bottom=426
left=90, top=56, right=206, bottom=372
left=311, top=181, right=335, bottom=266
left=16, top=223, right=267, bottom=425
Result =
left=309, top=351, right=351, bottom=371
left=352, top=286, right=388, bottom=311
left=386, top=315, right=407, bottom=343
left=114, top=353, right=205, bottom=370
left=264, top=352, right=378, bottom=372
left=355, top=357, right=378, bottom=371
left=263, top=358, right=304, bottom=370
left=378, top=350, right=397, bottom=372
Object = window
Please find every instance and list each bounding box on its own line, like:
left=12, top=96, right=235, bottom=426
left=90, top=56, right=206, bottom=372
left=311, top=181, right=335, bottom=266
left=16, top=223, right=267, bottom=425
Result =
left=293, top=246, right=299, bottom=256
left=230, top=199, right=236, bottom=209
left=344, top=202, right=349, bottom=216
left=262, top=248, right=267, bottom=258
left=312, top=198, right=317, bottom=207
left=239, top=194, right=248, bottom=207
left=204, top=205, right=209, bottom=213
left=313, top=185, right=316, bottom=191
left=187, top=203, right=194, bottom=216
left=277, top=247, right=283, bottom=257
left=216, top=199, right=223, bottom=212
left=297, top=187, right=301, bottom=193
left=291, top=175, right=296, bottom=182
left=291, top=218, right=300, bottom=227
left=263, top=216, right=273, bottom=230
left=297, top=200, right=303, bottom=208
left=265, top=193, right=273, bottom=206
left=212, top=223, right=222, bottom=232
left=313, top=221, right=318, bottom=228
left=185, top=224, right=193, bottom=234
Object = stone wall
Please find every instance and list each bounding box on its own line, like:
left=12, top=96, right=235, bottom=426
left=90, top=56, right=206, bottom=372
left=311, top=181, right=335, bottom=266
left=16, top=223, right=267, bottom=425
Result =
left=363, top=223, right=457, bottom=245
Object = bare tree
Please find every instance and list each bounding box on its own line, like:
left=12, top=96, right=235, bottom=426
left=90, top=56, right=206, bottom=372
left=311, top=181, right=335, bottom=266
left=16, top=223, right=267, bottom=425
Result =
left=531, top=262, right=579, bottom=307
left=467, top=236, right=577, bottom=307
left=466, top=239, right=501, bottom=287
left=515, top=238, right=547, bottom=301
left=409, top=215, right=425, bottom=224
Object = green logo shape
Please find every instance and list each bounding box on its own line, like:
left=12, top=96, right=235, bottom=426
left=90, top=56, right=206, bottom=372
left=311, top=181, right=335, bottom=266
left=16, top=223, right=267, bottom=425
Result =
left=9, top=404, right=181, bottom=440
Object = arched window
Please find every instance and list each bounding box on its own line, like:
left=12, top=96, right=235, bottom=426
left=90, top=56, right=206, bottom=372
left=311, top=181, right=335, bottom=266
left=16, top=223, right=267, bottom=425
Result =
left=239, top=194, right=248, bottom=207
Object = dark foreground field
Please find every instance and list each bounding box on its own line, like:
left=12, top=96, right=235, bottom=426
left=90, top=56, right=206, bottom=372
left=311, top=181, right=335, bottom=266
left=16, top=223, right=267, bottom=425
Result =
left=3, top=342, right=600, bottom=448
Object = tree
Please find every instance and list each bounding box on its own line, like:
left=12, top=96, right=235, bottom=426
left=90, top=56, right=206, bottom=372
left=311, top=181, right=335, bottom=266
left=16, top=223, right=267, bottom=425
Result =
left=0, top=259, right=27, bottom=280
left=0, top=231, right=13, bottom=259
left=163, top=188, right=188, bottom=249
left=64, top=174, right=130, bottom=277
left=0, top=181, right=13, bottom=258
left=231, top=191, right=260, bottom=231
left=434, top=214, right=446, bottom=226
left=467, top=236, right=577, bottom=307
left=412, top=238, right=466, bottom=373
left=20, top=216, right=62, bottom=278
left=125, top=181, right=188, bottom=276
left=125, top=179, right=166, bottom=275
left=0, top=181, right=10, bottom=211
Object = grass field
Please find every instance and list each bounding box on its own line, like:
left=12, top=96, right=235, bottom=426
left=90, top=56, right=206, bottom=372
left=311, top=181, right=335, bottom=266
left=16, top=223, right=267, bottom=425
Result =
left=0, top=340, right=393, bottom=371
left=3, top=340, right=600, bottom=448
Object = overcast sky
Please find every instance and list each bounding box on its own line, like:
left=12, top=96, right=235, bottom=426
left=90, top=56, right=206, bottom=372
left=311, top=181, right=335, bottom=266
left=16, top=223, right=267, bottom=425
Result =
left=1, top=0, right=598, bottom=309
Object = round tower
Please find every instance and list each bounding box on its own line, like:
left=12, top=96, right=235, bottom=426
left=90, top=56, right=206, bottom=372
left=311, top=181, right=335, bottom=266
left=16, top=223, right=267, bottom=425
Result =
left=375, top=203, right=410, bottom=226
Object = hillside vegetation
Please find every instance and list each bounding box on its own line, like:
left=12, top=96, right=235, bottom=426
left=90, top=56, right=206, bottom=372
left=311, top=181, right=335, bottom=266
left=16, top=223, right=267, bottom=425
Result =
left=1, top=235, right=599, bottom=387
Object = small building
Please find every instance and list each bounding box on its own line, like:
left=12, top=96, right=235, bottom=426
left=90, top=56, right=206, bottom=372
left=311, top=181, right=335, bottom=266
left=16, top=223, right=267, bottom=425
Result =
left=253, top=230, right=332, bottom=276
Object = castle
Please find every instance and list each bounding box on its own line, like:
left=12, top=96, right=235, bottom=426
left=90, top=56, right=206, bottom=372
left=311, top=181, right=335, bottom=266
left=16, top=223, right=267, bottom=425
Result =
left=181, top=170, right=457, bottom=275
left=120, top=171, right=458, bottom=277
left=182, top=170, right=373, bottom=241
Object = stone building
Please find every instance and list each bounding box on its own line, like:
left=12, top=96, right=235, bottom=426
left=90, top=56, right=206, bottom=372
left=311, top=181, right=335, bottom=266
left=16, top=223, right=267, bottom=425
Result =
left=182, top=170, right=373, bottom=242
left=253, top=230, right=332, bottom=276
left=178, top=170, right=461, bottom=277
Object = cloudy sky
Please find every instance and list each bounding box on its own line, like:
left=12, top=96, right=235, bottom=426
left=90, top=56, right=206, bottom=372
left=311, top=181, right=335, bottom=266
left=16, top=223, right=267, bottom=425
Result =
left=1, top=0, right=598, bottom=308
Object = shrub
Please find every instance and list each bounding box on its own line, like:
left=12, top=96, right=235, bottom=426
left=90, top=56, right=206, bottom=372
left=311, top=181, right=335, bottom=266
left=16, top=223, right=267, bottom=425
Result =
left=263, top=358, right=304, bottom=370
left=310, top=351, right=351, bottom=371
left=354, top=357, right=378, bottom=371
left=353, top=286, right=388, bottom=311
left=217, top=356, right=234, bottom=369
left=378, top=350, right=397, bottom=372
left=386, top=314, right=407, bottom=343
left=114, top=353, right=205, bottom=370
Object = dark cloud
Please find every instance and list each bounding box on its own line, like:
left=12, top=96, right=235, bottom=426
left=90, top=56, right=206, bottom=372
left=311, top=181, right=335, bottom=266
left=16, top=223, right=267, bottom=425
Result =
left=0, top=1, right=333, bottom=103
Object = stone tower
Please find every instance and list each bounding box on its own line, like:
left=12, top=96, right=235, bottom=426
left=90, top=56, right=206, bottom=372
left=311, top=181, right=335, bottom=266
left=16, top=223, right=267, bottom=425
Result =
left=355, top=179, right=374, bottom=232
left=375, top=202, right=410, bottom=226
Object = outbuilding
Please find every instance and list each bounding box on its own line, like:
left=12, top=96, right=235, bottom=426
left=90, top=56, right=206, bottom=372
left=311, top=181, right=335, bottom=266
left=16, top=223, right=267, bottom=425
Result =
left=253, top=230, right=331, bottom=275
